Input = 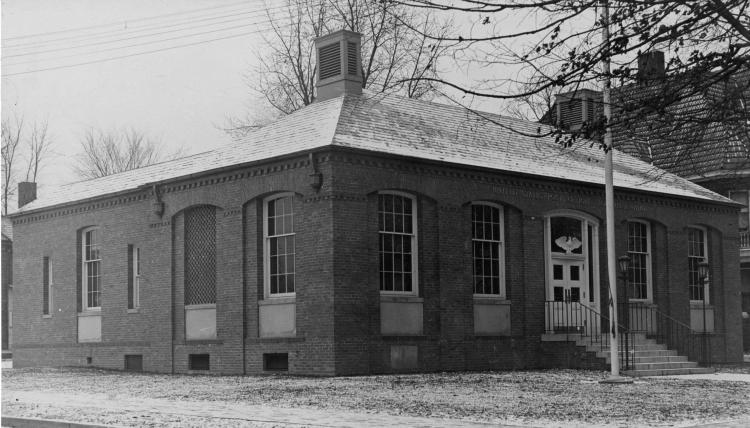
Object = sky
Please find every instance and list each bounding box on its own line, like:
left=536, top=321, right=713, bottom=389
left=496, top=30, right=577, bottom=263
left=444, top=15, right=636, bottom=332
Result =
left=0, top=0, right=558, bottom=211
left=2, top=0, right=273, bottom=197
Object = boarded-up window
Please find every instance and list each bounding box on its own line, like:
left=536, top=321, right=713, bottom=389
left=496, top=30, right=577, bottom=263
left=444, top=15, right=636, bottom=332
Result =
left=185, top=206, right=216, bottom=305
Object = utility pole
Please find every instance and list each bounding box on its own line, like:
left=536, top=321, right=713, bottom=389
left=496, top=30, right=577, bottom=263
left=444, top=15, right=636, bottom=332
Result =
left=599, top=0, right=629, bottom=383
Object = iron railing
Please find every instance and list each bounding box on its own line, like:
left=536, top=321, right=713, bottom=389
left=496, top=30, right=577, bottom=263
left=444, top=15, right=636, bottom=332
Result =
left=544, top=300, right=634, bottom=370
left=619, top=302, right=711, bottom=366
left=545, top=300, right=711, bottom=370
left=740, top=230, right=750, bottom=250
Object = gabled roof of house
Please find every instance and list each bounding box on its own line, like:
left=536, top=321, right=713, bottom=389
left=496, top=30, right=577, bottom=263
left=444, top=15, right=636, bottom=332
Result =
left=615, top=65, right=750, bottom=179
left=14, top=91, right=733, bottom=215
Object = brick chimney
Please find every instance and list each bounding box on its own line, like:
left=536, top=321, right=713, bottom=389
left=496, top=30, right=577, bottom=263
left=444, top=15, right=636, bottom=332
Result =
left=314, top=30, right=363, bottom=102
left=17, top=182, right=37, bottom=209
left=637, top=51, right=665, bottom=82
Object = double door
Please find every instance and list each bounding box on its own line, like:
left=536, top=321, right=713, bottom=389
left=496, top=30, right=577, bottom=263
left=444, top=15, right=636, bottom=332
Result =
left=548, top=257, right=588, bottom=332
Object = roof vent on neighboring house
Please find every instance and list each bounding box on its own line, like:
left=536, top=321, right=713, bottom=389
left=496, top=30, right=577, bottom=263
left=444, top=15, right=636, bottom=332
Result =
left=554, top=89, right=603, bottom=131
left=314, top=30, right=362, bottom=102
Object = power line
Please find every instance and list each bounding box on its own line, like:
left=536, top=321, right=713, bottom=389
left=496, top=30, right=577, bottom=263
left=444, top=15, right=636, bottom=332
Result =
left=3, top=18, right=275, bottom=67
left=2, top=0, right=261, bottom=42
left=2, top=3, right=382, bottom=77
left=2, top=3, right=290, bottom=51
left=3, top=11, right=276, bottom=60
left=1, top=20, right=295, bottom=77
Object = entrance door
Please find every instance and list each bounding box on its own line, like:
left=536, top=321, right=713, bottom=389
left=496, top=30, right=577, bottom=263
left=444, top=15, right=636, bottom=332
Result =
left=545, top=212, right=600, bottom=334
left=549, top=259, right=586, bottom=331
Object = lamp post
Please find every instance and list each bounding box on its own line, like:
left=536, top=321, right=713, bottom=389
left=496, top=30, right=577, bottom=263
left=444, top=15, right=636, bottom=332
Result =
left=698, top=259, right=710, bottom=364
left=618, top=255, right=631, bottom=369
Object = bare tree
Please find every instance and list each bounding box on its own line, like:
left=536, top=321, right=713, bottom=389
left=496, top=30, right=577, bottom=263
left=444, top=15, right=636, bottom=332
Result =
left=391, top=1, right=750, bottom=179
left=1, top=115, right=24, bottom=215
left=1, top=114, right=55, bottom=213
left=74, top=128, right=182, bottom=180
left=246, top=0, right=453, bottom=117
left=24, top=120, right=53, bottom=183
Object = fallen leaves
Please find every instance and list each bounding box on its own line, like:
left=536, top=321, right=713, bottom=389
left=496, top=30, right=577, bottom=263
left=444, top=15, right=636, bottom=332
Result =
left=3, top=367, right=749, bottom=427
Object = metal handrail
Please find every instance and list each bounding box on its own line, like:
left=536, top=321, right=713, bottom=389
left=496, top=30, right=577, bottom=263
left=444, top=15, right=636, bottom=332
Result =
left=545, top=299, right=712, bottom=370
left=740, top=230, right=750, bottom=249
left=544, top=300, right=635, bottom=369
left=620, top=301, right=711, bottom=366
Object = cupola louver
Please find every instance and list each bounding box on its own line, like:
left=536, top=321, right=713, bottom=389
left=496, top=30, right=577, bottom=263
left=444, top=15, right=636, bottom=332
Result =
left=314, top=30, right=363, bottom=101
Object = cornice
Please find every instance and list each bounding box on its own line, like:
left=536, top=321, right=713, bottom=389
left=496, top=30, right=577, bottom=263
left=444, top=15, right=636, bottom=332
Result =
left=12, top=156, right=312, bottom=226
left=329, top=151, right=736, bottom=215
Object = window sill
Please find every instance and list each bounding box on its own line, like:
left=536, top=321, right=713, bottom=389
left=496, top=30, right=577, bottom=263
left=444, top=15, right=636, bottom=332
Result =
left=247, top=336, right=305, bottom=344
left=380, top=295, right=423, bottom=303
left=78, top=311, right=101, bottom=317
left=185, top=303, right=216, bottom=310
left=473, top=297, right=510, bottom=305
left=42, top=314, right=52, bottom=319
left=690, top=302, right=714, bottom=309
left=184, top=339, right=223, bottom=345
left=259, top=297, right=296, bottom=306
left=127, top=308, right=139, bottom=314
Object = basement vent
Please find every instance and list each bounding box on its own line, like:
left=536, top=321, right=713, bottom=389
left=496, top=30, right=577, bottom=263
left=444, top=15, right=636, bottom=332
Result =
left=124, top=354, right=143, bottom=372
left=189, top=354, right=210, bottom=371
left=263, top=353, right=289, bottom=371
left=319, top=42, right=341, bottom=80
left=347, top=42, right=358, bottom=75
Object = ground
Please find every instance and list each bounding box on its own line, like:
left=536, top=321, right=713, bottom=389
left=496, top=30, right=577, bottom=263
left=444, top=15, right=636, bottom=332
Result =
left=2, top=366, right=750, bottom=427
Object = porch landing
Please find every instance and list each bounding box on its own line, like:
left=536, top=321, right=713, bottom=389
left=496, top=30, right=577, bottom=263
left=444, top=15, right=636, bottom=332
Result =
left=541, top=333, right=715, bottom=376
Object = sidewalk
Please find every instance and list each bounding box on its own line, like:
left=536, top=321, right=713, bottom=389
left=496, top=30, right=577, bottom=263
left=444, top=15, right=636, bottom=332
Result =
left=650, top=372, right=750, bottom=382
left=2, top=390, right=518, bottom=428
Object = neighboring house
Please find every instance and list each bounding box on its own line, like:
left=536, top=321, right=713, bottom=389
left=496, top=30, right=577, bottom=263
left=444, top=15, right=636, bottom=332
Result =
left=8, top=31, right=743, bottom=376
left=548, top=52, right=750, bottom=351
left=2, top=216, right=12, bottom=354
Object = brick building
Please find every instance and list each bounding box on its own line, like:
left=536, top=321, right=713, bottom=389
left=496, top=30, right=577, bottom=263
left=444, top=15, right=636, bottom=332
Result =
left=2, top=216, right=12, bottom=354
left=548, top=53, right=750, bottom=351
left=8, top=31, right=743, bottom=375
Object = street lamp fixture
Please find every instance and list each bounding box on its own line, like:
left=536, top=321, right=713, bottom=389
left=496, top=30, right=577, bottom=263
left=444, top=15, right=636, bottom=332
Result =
left=698, top=258, right=710, bottom=365
left=618, top=255, right=631, bottom=276
left=698, top=259, right=710, bottom=282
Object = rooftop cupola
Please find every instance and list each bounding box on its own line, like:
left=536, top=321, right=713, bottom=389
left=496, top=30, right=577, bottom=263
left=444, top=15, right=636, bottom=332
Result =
left=314, top=30, right=362, bottom=102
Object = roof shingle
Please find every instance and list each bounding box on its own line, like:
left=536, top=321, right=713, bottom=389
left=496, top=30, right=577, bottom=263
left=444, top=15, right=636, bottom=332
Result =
left=14, top=91, right=731, bottom=214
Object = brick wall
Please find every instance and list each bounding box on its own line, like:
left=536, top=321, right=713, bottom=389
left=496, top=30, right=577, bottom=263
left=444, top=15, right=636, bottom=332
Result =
left=329, top=151, right=743, bottom=374
left=9, top=148, right=743, bottom=376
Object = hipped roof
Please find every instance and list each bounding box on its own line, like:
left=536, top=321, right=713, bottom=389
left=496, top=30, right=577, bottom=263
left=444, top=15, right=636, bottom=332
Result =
left=14, top=91, right=732, bottom=215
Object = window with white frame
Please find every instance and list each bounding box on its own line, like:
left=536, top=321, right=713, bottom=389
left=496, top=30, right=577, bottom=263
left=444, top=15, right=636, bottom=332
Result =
left=82, top=227, right=101, bottom=310
left=627, top=221, right=652, bottom=301
left=472, top=203, right=504, bottom=297
left=264, top=194, right=296, bottom=296
left=729, top=190, right=749, bottom=231
left=128, top=246, right=140, bottom=309
left=687, top=227, right=708, bottom=302
left=43, top=256, right=52, bottom=315
left=378, top=192, right=417, bottom=294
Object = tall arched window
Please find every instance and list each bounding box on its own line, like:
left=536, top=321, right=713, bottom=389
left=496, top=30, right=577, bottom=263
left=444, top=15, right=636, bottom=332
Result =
left=264, top=193, right=296, bottom=297
left=472, top=202, right=505, bottom=298
left=626, top=220, right=652, bottom=301
left=82, top=226, right=102, bottom=310
left=184, top=206, right=217, bottom=306
left=378, top=191, right=418, bottom=295
left=687, top=226, right=708, bottom=303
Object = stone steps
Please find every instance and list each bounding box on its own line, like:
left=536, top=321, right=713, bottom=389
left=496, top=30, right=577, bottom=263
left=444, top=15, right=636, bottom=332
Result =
left=622, top=367, right=715, bottom=376
left=576, top=335, right=710, bottom=377
left=542, top=332, right=712, bottom=376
